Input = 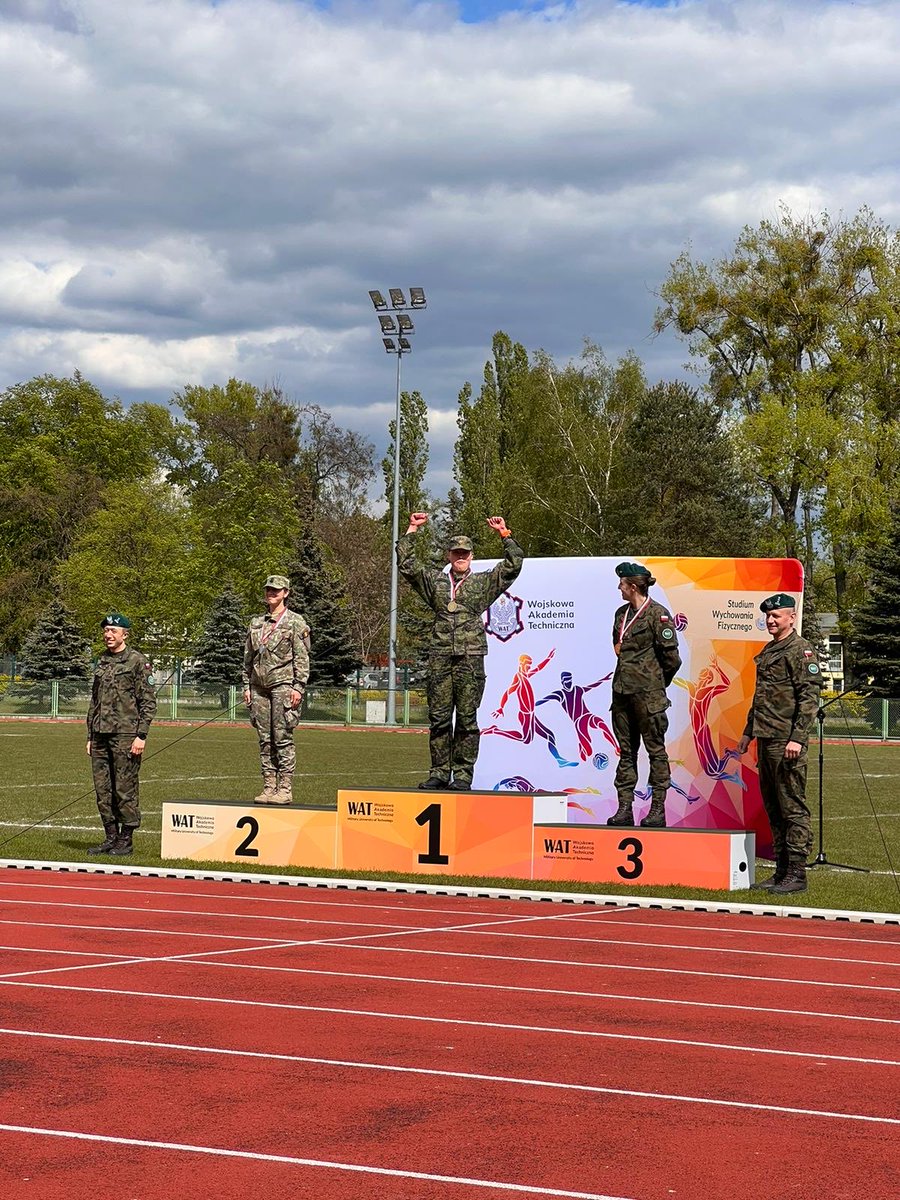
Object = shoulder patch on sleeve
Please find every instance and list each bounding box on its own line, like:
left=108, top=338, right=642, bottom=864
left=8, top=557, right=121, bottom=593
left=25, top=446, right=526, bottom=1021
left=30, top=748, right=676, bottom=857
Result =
left=661, top=627, right=675, bottom=640
left=807, top=662, right=820, bottom=674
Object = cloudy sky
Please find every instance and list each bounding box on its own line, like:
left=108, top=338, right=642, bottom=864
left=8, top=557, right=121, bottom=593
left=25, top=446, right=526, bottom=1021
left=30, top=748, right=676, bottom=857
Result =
left=3, top=0, right=899, bottom=495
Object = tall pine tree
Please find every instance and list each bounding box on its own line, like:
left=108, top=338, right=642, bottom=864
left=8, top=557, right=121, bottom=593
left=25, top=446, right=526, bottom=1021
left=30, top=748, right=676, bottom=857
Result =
left=19, top=600, right=91, bottom=699
left=285, top=529, right=360, bottom=685
left=192, top=588, right=246, bottom=689
left=851, top=508, right=900, bottom=695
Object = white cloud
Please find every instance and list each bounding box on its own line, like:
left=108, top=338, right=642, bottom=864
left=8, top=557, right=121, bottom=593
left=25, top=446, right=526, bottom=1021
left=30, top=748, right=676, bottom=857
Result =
left=0, top=0, right=898, bottom=483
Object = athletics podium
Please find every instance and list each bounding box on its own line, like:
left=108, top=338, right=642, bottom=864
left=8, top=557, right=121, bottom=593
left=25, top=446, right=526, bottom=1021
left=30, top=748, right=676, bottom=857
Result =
left=161, top=788, right=754, bottom=891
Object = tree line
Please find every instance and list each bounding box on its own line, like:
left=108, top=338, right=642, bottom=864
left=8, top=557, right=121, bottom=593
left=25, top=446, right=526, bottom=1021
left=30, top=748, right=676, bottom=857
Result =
left=5, top=205, right=900, bottom=691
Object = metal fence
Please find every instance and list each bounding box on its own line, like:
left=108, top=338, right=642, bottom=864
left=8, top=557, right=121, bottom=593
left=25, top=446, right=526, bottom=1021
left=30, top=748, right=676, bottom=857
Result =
left=0, top=680, right=429, bottom=728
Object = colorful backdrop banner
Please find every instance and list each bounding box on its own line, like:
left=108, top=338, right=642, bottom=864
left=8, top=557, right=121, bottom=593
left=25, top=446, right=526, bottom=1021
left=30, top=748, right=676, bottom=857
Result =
left=472, top=556, right=805, bottom=857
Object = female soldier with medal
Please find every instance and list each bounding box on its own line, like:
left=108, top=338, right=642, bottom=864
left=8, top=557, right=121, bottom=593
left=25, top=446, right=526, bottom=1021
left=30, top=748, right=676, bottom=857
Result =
left=607, top=561, right=681, bottom=828
left=397, top=513, right=524, bottom=790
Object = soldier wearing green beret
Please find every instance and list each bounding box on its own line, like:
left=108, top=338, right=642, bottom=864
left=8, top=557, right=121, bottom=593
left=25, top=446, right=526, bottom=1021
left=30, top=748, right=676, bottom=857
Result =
left=242, top=574, right=311, bottom=805
left=85, top=612, right=157, bottom=856
left=607, top=562, right=682, bottom=828
left=397, top=513, right=524, bottom=790
left=737, top=594, right=823, bottom=894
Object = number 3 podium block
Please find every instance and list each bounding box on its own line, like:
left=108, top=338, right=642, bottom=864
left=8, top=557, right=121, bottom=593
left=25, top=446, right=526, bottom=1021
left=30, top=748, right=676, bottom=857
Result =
left=161, top=801, right=338, bottom=868
left=338, top=789, right=566, bottom=878
left=534, top=825, right=755, bottom=890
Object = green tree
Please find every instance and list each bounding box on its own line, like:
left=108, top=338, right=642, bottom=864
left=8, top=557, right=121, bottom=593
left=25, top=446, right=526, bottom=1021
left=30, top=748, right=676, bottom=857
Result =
left=850, top=509, right=900, bottom=695
left=0, top=373, right=164, bottom=649
left=284, top=528, right=359, bottom=685
left=57, top=479, right=207, bottom=657
left=316, top=512, right=391, bottom=666
left=655, top=206, right=900, bottom=632
left=19, top=600, right=91, bottom=691
left=192, top=588, right=247, bottom=689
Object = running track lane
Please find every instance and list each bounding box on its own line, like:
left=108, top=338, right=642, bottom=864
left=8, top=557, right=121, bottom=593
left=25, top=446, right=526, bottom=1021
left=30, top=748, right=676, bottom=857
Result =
left=0, top=869, right=899, bottom=1199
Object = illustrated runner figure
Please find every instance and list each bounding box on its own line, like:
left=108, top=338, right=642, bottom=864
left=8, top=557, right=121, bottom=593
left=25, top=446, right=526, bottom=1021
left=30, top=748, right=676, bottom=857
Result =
left=675, top=656, right=745, bottom=788
left=483, top=650, right=578, bottom=767
left=536, top=670, right=619, bottom=760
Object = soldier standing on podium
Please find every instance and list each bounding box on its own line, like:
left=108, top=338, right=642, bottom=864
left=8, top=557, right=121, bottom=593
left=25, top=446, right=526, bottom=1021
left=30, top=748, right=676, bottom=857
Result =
left=607, top=562, right=681, bottom=828
left=397, top=513, right=524, bottom=791
left=243, top=574, right=311, bottom=805
left=737, top=593, right=823, bottom=895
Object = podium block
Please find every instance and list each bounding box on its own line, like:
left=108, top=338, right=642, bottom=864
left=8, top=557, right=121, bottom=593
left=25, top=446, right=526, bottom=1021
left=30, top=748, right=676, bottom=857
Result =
left=533, top=824, right=754, bottom=891
left=337, top=788, right=566, bottom=878
left=161, top=801, right=337, bottom=869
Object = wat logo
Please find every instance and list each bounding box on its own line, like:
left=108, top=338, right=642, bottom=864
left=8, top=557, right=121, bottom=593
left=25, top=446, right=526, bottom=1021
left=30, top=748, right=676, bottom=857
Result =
left=485, top=591, right=524, bottom=642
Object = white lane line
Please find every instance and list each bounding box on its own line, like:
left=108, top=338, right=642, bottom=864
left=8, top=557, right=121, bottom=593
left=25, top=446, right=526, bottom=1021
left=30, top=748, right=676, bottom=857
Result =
left=0, top=918, right=299, bottom=946
left=2, top=878, right=896, bottom=950
left=0, top=1125, right=632, bottom=1198
left=4, top=980, right=900, bottom=1092
left=0, top=945, right=128, bottom=961
left=4, top=1006, right=897, bottom=1070
left=0, top=1028, right=896, bottom=1127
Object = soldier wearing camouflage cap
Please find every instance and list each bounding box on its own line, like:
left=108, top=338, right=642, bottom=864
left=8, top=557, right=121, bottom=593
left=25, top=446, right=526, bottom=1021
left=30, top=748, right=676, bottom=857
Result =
left=737, top=594, right=823, bottom=894
left=397, top=513, right=524, bottom=789
left=242, top=575, right=311, bottom=805
left=607, top=562, right=682, bottom=829
left=85, top=612, right=157, bottom=857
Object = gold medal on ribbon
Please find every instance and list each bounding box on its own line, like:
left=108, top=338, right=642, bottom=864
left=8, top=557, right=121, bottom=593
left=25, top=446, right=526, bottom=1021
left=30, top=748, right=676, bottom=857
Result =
left=614, top=642, right=622, bottom=656
left=447, top=600, right=459, bottom=613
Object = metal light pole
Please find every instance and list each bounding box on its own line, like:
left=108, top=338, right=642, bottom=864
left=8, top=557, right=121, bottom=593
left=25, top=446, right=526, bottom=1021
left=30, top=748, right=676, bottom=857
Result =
left=368, top=287, right=427, bottom=724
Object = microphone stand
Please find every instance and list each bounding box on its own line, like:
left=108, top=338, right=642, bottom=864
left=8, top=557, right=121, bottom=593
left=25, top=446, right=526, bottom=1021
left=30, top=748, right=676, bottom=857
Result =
left=807, top=689, right=869, bottom=873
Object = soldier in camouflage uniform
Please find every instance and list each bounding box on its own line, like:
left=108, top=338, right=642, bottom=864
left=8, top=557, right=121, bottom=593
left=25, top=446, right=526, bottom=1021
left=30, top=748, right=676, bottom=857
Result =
left=397, top=513, right=524, bottom=790
left=608, top=562, right=682, bottom=828
left=85, top=612, right=157, bottom=857
left=243, top=574, right=311, bottom=805
left=737, top=593, right=823, bottom=894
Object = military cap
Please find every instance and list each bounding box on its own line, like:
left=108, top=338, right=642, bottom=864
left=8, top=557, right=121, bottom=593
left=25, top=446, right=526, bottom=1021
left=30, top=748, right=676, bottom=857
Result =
left=100, top=612, right=131, bottom=629
left=615, top=561, right=651, bottom=579
left=264, top=574, right=291, bottom=590
left=760, top=593, right=796, bottom=613
left=446, top=535, right=474, bottom=552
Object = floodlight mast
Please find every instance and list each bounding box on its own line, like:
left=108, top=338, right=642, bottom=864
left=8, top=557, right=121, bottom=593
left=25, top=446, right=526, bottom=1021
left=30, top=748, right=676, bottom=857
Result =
left=368, top=286, right=427, bottom=724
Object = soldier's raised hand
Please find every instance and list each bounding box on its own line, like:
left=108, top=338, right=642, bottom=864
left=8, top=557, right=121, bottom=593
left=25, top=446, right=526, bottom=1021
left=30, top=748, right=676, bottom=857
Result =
left=486, top=516, right=510, bottom=536
left=406, top=512, right=429, bottom=533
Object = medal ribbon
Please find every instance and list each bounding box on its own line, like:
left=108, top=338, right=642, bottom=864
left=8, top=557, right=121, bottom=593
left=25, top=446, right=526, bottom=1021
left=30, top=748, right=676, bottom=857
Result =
left=261, top=608, right=289, bottom=646
left=618, top=596, right=650, bottom=643
left=449, top=570, right=470, bottom=605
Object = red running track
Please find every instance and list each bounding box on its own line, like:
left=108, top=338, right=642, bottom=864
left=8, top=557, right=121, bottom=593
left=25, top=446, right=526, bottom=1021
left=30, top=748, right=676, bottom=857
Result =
left=0, top=867, right=898, bottom=1200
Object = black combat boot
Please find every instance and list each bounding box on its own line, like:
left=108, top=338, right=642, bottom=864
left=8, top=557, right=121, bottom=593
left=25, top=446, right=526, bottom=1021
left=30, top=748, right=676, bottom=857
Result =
left=87, top=821, right=119, bottom=856
left=418, top=777, right=449, bottom=790
left=451, top=778, right=472, bottom=791
left=640, top=795, right=667, bottom=828
left=771, top=863, right=808, bottom=895
left=606, top=798, right=635, bottom=827
left=107, top=827, right=135, bottom=856
left=751, top=850, right=789, bottom=891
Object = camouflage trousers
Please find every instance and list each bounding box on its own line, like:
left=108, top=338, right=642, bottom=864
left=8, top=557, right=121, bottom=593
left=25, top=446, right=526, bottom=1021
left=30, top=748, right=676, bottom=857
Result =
left=90, top=733, right=143, bottom=829
left=426, top=656, right=487, bottom=785
left=250, top=684, right=301, bottom=776
left=757, top=739, right=812, bottom=864
left=611, top=690, right=671, bottom=801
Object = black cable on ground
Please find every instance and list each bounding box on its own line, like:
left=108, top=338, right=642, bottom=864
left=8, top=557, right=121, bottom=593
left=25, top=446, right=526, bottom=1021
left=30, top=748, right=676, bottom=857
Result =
left=836, top=697, right=900, bottom=902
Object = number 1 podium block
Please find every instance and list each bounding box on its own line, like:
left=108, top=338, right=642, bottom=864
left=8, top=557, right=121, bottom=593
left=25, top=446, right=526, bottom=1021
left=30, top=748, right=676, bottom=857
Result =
left=534, top=824, right=755, bottom=890
left=161, top=801, right=338, bottom=868
left=337, top=789, right=567, bottom=878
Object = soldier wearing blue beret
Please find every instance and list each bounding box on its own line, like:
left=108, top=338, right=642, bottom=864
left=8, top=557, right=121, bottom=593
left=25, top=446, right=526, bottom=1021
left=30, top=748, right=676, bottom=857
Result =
left=85, top=612, right=157, bottom=856
left=737, top=594, right=823, bottom=894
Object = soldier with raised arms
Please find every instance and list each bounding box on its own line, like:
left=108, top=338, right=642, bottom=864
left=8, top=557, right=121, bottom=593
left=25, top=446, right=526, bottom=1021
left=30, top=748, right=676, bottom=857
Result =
left=85, top=612, right=157, bottom=857
left=607, top=562, right=681, bottom=828
left=243, top=574, right=311, bottom=805
left=737, top=593, right=823, bottom=894
left=397, top=513, right=523, bottom=790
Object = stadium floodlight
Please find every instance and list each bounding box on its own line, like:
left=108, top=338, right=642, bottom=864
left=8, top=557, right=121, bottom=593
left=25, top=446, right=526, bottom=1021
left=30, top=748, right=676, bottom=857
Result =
left=369, top=285, right=427, bottom=724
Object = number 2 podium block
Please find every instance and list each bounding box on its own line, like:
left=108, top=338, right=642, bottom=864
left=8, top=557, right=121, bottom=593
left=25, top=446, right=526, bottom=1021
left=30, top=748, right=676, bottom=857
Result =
left=534, top=825, right=755, bottom=890
left=338, top=788, right=567, bottom=878
left=161, top=801, right=338, bottom=869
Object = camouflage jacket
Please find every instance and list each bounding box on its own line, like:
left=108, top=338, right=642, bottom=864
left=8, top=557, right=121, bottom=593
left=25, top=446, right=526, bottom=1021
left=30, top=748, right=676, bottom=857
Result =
left=611, top=598, right=682, bottom=695
left=397, top=532, right=524, bottom=657
left=743, top=631, right=823, bottom=744
left=87, top=646, right=157, bottom=738
left=242, top=608, right=311, bottom=691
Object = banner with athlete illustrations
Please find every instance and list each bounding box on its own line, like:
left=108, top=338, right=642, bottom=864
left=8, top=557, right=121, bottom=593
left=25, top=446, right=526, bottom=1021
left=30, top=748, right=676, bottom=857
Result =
left=472, top=556, right=805, bottom=858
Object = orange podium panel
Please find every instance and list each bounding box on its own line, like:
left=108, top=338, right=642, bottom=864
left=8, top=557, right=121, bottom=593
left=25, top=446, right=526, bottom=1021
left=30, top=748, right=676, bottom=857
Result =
left=534, top=824, right=755, bottom=890
left=338, top=788, right=567, bottom=878
left=161, top=801, right=337, bottom=869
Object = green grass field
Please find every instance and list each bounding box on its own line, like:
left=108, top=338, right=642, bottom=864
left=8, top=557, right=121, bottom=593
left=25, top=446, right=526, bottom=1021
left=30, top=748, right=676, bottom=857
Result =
left=1, top=719, right=898, bottom=915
